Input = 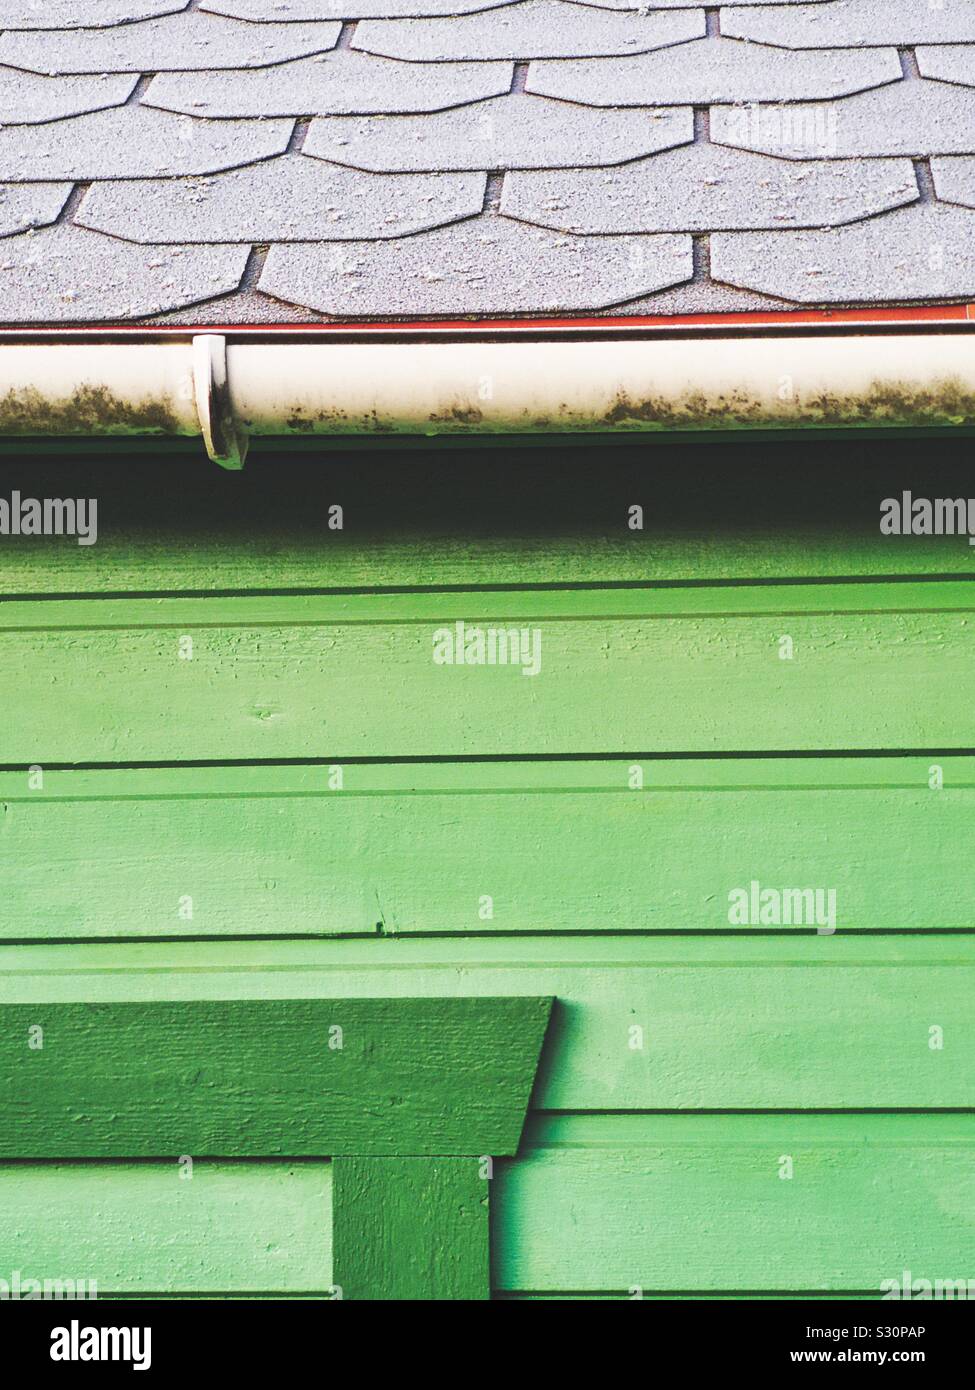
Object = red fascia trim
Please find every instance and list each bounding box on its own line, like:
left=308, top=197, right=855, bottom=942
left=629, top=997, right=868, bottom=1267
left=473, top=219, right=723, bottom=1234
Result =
left=0, top=304, right=973, bottom=336
left=206, top=304, right=974, bottom=331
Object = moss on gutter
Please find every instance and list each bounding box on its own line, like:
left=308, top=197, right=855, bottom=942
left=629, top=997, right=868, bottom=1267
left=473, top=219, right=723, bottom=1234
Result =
left=0, top=385, right=184, bottom=436
left=3, top=369, right=975, bottom=444
left=601, top=378, right=975, bottom=431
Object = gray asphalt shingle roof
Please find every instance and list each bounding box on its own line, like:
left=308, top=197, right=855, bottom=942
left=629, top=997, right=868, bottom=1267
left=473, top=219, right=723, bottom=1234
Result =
left=1, top=0, right=975, bottom=324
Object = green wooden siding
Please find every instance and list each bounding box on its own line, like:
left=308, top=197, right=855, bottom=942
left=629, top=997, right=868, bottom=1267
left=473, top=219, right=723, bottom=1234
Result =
left=3, top=938, right=972, bottom=1111
left=0, top=1162, right=332, bottom=1297
left=496, top=1115, right=975, bottom=1296
left=2, top=585, right=974, bottom=762
left=3, top=760, right=973, bottom=939
left=1, top=441, right=973, bottom=1298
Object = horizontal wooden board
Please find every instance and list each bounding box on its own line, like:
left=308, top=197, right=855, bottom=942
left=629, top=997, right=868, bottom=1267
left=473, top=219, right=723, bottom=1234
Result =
left=1, top=758, right=972, bottom=940
left=0, top=1160, right=331, bottom=1296
left=1, top=583, right=974, bottom=763
left=5, top=580, right=975, bottom=627
left=6, top=535, right=972, bottom=596
left=6, top=1120, right=971, bottom=1298
left=0, top=997, right=551, bottom=1159
left=500, top=1293, right=888, bottom=1300
left=2, top=443, right=973, bottom=594
left=1, top=936, right=972, bottom=1110
left=494, top=1114, right=975, bottom=1294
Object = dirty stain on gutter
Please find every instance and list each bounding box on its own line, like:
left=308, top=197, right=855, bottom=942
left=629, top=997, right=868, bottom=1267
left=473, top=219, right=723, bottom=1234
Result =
left=0, top=330, right=974, bottom=464
left=0, top=384, right=184, bottom=437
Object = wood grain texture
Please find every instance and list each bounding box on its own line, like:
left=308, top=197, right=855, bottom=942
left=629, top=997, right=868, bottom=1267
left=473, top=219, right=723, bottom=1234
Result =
left=6, top=534, right=971, bottom=595
left=0, top=1160, right=331, bottom=1295
left=2, top=937, right=970, bottom=1111
left=2, top=758, right=972, bottom=939
left=0, top=997, right=552, bottom=1159
left=494, top=1115, right=975, bottom=1294
left=1, top=584, right=974, bottom=763
left=333, top=1157, right=488, bottom=1301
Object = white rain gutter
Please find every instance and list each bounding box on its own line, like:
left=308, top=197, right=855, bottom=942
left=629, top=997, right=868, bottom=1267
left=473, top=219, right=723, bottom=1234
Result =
left=0, top=327, right=973, bottom=468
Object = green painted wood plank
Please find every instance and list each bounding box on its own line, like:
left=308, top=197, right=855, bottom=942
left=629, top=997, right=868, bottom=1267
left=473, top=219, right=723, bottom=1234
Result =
left=8, top=932, right=969, bottom=973
left=3, top=533, right=968, bottom=596
left=1, top=585, right=973, bottom=763
left=5, top=1126, right=969, bottom=1299
left=105, top=1293, right=891, bottom=1300
left=2, top=444, right=973, bottom=595
left=0, top=997, right=551, bottom=1159
left=4, top=753, right=974, bottom=797
left=0, top=1160, right=331, bottom=1295
left=1, top=758, right=972, bottom=939
left=1, top=937, right=971, bottom=1110
left=4, top=580, right=975, bottom=627
left=494, top=1115, right=975, bottom=1294
left=332, top=1157, right=488, bottom=1301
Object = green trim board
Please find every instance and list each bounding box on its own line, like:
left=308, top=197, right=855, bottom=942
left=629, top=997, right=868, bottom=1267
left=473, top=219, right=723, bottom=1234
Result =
left=2, top=936, right=970, bottom=1111
left=0, top=997, right=551, bottom=1159
left=332, top=1157, right=488, bottom=1301
left=2, top=758, right=972, bottom=940
left=0, top=996, right=550, bottom=1299
left=2, top=583, right=974, bottom=764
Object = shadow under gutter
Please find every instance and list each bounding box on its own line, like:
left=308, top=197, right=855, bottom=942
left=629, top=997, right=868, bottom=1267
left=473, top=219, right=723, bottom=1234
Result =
left=1, top=318, right=975, bottom=468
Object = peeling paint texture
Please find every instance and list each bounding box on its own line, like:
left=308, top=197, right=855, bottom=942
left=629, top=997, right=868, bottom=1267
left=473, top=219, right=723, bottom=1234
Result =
left=2, top=1, right=975, bottom=321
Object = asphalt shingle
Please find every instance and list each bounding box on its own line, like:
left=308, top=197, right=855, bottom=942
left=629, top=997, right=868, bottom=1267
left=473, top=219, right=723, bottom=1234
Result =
left=3, top=1, right=975, bottom=322
left=2, top=0, right=184, bottom=26
left=260, top=219, right=693, bottom=315
left=204, top=0, right=518, bottom=15
left=917, top=45, right=975, bottom=89
left=713, top=79, right=975, bottom=159
left=144, top=51, right=514, bottom=117
left=0, top=68, right=138, bottom=125
left=0, top=107, right=293, bottom=181
left=503, top=146, right=918, bottom=233
left=304, top=95, right=692, bottom=172
left=353, top=1, right=706, bottom=62
left=722, top=0, right=975, bottom=48
left=0, top=13, right=341, bottom=75
left=930, top=156, right=975, bottom=210
left=76, top=155, right=486, bottom=241
left=0, top=225, right=249, bottom=322
left=711, top=204, right=975, bottom=303
left=571, top=0, right=838, bottom=7
left=0, top=182, right=73, bottom=238
left=527, top=37, right=901, bottom=105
